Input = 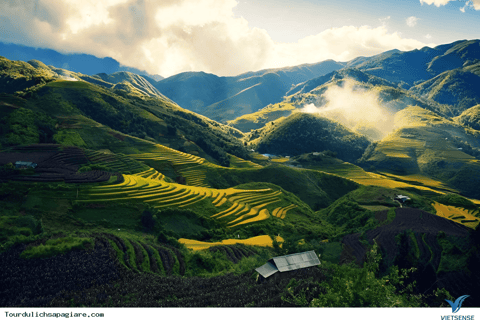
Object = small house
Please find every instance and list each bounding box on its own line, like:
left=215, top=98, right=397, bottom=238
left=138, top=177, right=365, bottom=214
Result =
left=15, top=161, right=37, bottom=169
left=394, top=195, right=411, bottom=203
left=255, top=250, right=321, bottom=279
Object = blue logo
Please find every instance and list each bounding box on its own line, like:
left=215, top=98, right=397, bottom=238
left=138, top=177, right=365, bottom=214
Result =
left=445, top=295, right=470, bottom=313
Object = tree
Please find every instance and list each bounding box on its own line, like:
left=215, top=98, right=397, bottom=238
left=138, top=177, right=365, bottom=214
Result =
left=141, top=210, right=156, bottom=232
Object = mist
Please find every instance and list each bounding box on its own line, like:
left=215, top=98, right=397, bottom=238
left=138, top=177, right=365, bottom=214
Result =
left=55, top=69, right=78, bottom=81
left=59, top=75, right=78, bottom=81
left=300, top=79, right=395, bottom=140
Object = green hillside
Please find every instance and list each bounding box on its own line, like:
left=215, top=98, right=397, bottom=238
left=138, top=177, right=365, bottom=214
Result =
left=201, top=164, right=359, bottom=210
left=249, top=113, right=371, bottom=163
left=454, top=104, right=480, bottom=130
left=409, top=62, right=480, bottom=113
left=94, top=71, right=170, bottom=99
left=359, top=106, right=480, bottom=198
left=0, top=55, right=251, bottom=166
left=0, top=57, right=56, bottom=94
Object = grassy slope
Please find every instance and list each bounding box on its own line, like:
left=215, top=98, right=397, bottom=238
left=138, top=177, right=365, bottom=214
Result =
left=454, top=104, right=480, bottom=130
left=359, top=106, right=480, bottom=199
left=0, top=56, right=249, bottom=165
left=250, top=112, right=371, bottom=164
left=14, top=81, right=245, bottom=163
left=0, top=57, right=56, bottom=94
left=409, top=62, right=480, bottom=114
left=202, top=164, right=359, bottom=211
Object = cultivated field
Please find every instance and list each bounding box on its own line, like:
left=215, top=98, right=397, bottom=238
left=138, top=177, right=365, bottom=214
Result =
left=79, top=174, right=295, bottom=228
left=432, top=201, right=480, bottom=229
left=179, top=235, right=284, bottom=250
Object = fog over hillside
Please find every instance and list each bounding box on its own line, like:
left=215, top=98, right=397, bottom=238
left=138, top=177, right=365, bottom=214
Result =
left=300, top=79, right=396, bottom=140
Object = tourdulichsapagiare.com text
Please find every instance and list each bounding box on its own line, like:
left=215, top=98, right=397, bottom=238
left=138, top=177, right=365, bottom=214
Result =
left=4, top=312, right=105, bottom=318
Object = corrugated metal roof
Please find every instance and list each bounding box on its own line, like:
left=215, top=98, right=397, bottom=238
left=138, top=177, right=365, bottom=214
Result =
left=256, top=250, right=321, bottom=278
left=15, top=161, right=34, bottom=165
left=255, top=261, right=279, bottom=278
left=272, top=250, right=320, bottom=272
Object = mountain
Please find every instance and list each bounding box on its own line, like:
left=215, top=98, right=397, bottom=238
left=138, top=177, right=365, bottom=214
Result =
left=0, top=56, right=169, bottom=101
left=163, top=39, right=480, bottom=126
left=228, top=70, right=451, bottom=133
left=93, top=71, right=169, bottom=99
left=286, top=67, right=398, bottom=96
left=0, top=56, right=247, bottom=165
left=248, top=112, right=371, bottom=163
left=0, top=42, right=164, bottom=81
left=408, top=62, right=480, bottom=114
left=154, top=60, right=345, bottom=122
left=346, top=39, right=480, bottom=87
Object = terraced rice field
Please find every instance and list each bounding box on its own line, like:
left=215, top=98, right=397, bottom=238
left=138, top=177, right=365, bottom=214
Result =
left=178, top=235, right=284, bottom=251
left=272, top=204, right=298, bottom=219
left=310, top=162, right=448, bottom=195
left=80, top=175, right=217, bottom=209
left=229, top=154, right=262, bottom=168
left=432, top=201, right=480, bottom=229
left=81, top=143, right=297, bottom=226
left=128, top=144, right=211, bottom=187
left=130, top=144, right=204, bottom=167
left=177, top=165, right=208, bottom=187
left=208, top=245, right=256, bottom=264
left=378, top=173, right=455, bottom=192
left=211, top=189, right=287, bottom=227
left=102, top=233, right=184, bottom=275
left=85, top=150, right=149, bottom=174
left=133, top=167, right=165, bottom=181
left=370, top=135, right=424, bottom=161
left=79, top=174, right=290, bottom=227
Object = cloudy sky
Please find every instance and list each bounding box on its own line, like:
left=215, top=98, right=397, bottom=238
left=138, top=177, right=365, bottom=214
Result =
left=0, top=0, right=479, bottom=77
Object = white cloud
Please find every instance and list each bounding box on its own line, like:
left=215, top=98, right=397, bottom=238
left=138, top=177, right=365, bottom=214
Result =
left=269, top=26, right=430, bottom=67
left=379, top=16, right=391, bottom=26
left=406, top=16, right=419, bottom=27
left=425, top=34, right=432, bottom=39
left=420, top=0, right=480, bottom=10
left=419, top=0, right=453, bottom=6
left=0, top=0, right=432, bottom=77
left=462, top=0, right=480, bottom=10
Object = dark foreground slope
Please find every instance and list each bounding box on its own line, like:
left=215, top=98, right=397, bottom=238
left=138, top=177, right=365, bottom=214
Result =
left=0, top=237, right=327, bottom=307
left=341, top=208, right=480, bottom=306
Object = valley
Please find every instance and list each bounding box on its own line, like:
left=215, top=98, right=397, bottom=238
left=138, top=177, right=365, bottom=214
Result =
left=1, top=39, right=480, bottom=308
